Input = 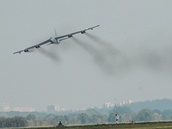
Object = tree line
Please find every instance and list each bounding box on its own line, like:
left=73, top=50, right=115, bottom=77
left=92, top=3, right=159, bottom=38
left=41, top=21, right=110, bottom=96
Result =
left=1, top=107, right=172, bottom=128
left=0, top=116, right=27, bottom=128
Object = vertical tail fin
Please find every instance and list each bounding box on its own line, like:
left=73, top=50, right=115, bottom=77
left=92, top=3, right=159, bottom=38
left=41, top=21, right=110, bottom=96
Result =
left=54, top=28, right=57, bottom=37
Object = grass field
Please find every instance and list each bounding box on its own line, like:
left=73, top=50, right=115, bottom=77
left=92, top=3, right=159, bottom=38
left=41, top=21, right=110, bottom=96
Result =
left=20, top=121, right=172, bottom=129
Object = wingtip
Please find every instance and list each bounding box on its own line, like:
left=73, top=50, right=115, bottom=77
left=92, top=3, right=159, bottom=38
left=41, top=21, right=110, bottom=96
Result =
left=13, top=52, right=20, bottom=54
left=13, top=52, right=18, bottom=54
left=91, top=25, right=100, bottom=29
left=94, top=25, right=100, bottom=28
left=13, top=50, right=23, bottom=54
left=87, top=25, right=100, bottom=30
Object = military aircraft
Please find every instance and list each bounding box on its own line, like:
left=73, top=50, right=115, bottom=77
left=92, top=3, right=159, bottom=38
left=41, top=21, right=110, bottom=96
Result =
left=13, top=25, right=100, bottom=54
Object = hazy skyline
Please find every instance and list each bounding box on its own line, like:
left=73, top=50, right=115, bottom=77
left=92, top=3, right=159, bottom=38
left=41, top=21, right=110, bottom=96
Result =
left=0, top=0, right=172, bottom=111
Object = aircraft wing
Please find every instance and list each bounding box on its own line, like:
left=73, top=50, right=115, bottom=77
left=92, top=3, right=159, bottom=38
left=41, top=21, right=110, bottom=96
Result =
left=13, top=50, right=24, bottom=54
left=13, top=25, right=100, bottom=54
left=55, top=25, right=100, bottom=40
left=13, top=39, right=51, bottom=54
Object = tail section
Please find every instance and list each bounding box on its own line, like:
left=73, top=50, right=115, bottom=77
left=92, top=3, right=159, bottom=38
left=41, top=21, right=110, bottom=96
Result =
left=54, top=28, right=57, bottom=37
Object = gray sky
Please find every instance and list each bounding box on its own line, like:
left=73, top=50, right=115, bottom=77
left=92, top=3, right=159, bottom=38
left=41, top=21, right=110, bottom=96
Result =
left=0, top=0, right=172, bottom=111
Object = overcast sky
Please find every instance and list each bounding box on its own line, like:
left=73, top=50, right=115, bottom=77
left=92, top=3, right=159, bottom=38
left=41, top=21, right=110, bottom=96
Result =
left=0, top=0, right=172, bottom=111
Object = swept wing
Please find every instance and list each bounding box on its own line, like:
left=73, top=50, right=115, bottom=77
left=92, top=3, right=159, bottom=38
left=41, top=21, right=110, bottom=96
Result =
left=13, top=25, right=99, bottom=54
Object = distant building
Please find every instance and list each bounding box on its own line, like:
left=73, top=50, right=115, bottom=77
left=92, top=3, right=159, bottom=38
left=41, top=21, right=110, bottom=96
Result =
left=0, top=103, right=35, bottom=112
left=12, top=107, right=35, bottom=112
left=0, top=103, right=10, bottom=112
left=103, top=102, right=114, bottom=108
left=47, top=105, right=56, bottom=113
left=119, top=100, right=134, bottom=106
left=47, top=104, right=66, bottom=113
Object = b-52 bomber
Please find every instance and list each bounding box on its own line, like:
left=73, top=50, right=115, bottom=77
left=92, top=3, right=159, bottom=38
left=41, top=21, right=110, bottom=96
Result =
left=13, top=25, right=100, bottom=54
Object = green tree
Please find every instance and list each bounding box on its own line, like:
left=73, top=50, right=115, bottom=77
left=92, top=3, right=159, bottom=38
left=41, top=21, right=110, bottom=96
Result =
left=135, top=109, right=153, bottom=122
left=0, top=116, right=27, bottom=127
left=0, top=117, right=6, bottom=128
left=26, top=114, right=37, bottom=126
left=108, top=113, right=115, bottom=122
left=78, top=113, right=91, bottom=124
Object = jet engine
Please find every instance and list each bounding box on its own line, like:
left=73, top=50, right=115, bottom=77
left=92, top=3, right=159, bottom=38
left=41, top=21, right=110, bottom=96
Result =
left=24, top=49, right=29, bottom=52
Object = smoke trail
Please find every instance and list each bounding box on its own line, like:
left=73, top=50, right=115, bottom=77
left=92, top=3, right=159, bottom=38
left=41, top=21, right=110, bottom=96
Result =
left=72, top=37, right=129, bottom=75
left=37, top=47, right=60, bottom=62
left=134, top=47, right=172, bottom=73
left=85, top=33, right=119, bottom=55
left=86, top=33, right=172, bottom=74
left=86, top=34, right=131, bottom=73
